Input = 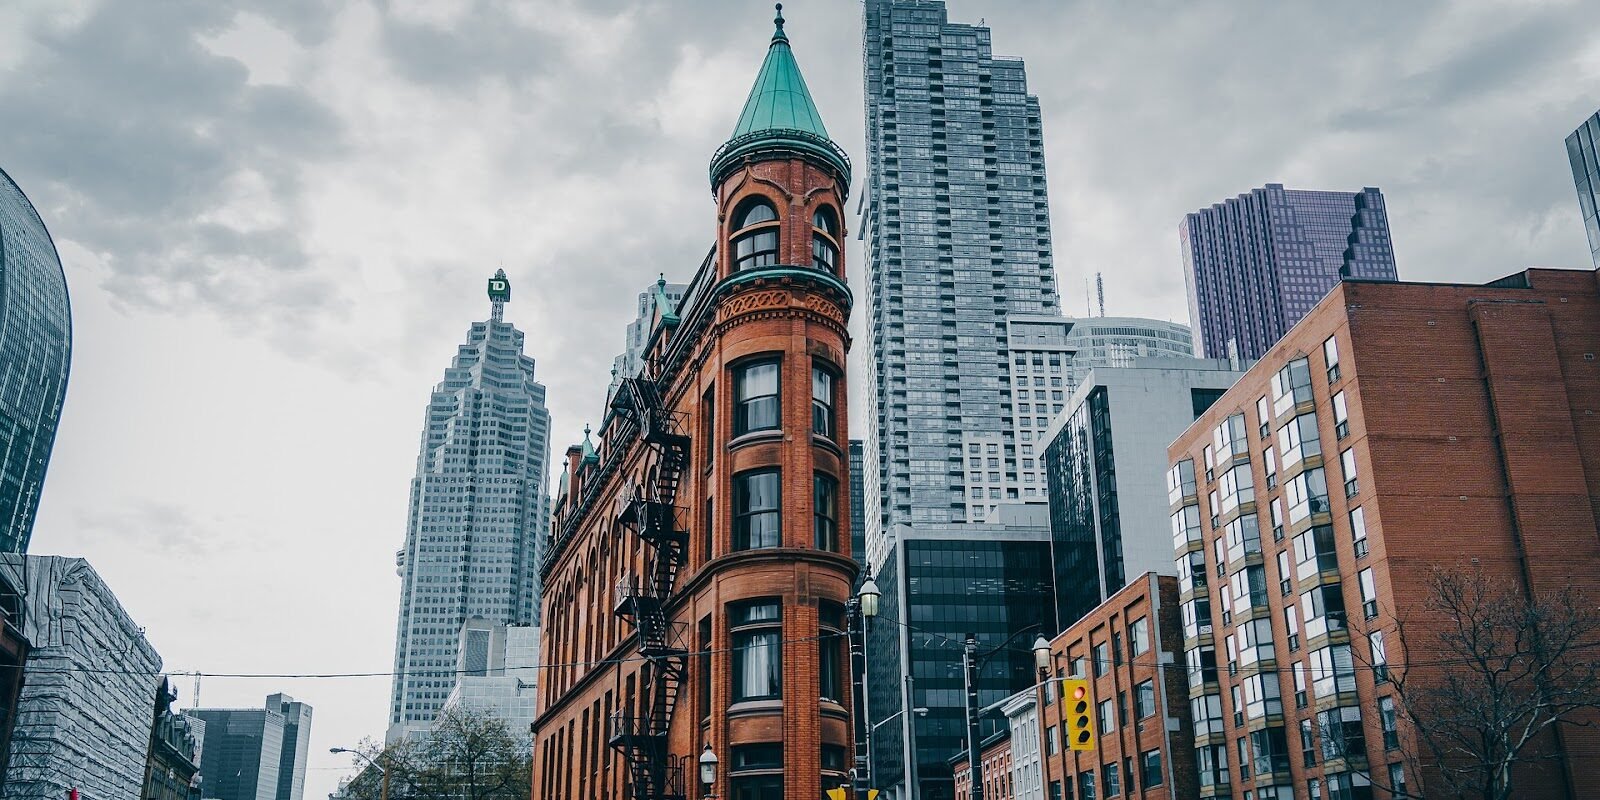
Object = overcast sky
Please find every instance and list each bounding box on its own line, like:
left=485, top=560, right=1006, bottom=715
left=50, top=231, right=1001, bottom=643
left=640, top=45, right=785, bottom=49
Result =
left=3, top=0, right=1597, bottom=794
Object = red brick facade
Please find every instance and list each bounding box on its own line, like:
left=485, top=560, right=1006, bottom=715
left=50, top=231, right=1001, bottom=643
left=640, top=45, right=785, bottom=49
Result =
left=1167, top=268, right=1600, bottom=799
left=1040, top=573, right=1195, bottom=800
left=954, top=732, right=1015, bottom=800
left=530, top=35, right=856, bottom=800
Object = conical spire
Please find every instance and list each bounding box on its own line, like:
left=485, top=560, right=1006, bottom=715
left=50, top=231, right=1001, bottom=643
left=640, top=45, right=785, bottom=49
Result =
left=728, top=4, right=828, bottom=140
left=710, top=4, right=849, bottom=186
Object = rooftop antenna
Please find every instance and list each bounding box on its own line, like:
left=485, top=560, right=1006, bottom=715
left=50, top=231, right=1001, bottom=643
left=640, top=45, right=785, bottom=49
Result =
left=1096, top=272, right=1105, bottom=317
left=1084, top=279, right=1091, bottom=317
left=488, top=268, right=511, bottom=324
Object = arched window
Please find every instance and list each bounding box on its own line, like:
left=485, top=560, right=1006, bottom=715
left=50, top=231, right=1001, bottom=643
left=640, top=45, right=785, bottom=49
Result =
left=811, top=206, right=839, bottom=273
left=732, top=200, right=780, bottom=271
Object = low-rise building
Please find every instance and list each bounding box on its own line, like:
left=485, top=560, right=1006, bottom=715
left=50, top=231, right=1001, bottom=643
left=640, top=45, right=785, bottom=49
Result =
left=143, top=677, right=204, bottom=800
left=1040, top=573, right=1194, bottom=800
left=953, top=729, right=1014, bottom=800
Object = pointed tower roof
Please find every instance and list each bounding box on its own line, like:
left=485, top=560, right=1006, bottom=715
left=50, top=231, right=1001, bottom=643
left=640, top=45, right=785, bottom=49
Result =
left=709, top=4, right=850, bottom=187
left=729, top=5, right=828, bottom=140
left=580, top=425, right=598, bottom=464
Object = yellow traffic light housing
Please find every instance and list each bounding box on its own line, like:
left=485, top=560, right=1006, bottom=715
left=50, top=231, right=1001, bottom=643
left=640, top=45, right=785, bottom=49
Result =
left=1062, top=677, right=1096, bottom=751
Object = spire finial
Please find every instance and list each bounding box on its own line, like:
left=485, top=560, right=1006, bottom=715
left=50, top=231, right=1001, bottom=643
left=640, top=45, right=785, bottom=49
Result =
left=657, top=272, right=667, bottom=289
left=772, top=3, right=787, bottom=42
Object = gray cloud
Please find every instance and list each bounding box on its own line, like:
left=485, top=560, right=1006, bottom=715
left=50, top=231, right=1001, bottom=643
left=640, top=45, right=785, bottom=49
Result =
left=0, top=0, right=348, bottom=341
left=6, top=1, right=1599, bottom=795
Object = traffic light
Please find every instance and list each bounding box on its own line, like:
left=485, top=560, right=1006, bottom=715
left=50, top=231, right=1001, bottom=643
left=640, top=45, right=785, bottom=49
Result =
left=1062, top=677, right=1096, bottom=751
left=826, top=789, right=847, bottom=800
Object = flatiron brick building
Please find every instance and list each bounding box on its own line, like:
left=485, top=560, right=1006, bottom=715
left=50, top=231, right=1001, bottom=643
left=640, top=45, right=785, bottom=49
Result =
left=1167, top=267, right=1600, bottom=798
left=532, top=8, right=857, bottom=800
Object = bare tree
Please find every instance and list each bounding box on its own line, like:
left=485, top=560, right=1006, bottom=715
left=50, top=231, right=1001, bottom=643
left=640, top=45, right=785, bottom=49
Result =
left=1378, top=567, right=1600, bottom=800
left=340, top=709, right=532, bottom=800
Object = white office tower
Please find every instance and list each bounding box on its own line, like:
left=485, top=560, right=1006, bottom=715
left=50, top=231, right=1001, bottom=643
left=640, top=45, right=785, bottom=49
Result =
left=387, top=271, right=552, bottom=743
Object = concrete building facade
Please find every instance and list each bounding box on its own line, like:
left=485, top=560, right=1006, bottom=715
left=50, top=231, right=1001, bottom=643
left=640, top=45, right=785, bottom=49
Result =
left=532, top=10, right=857, bottom=800
left=967, top=316, right=1194, bottom=526
left=1040, top=573, right=1195, bottom=800
left=438, top=619, right=539, bottom=737
left=859, top=0, right=1061, bottom=569
left=1042, top=359, right=1243, bottom=628
left=1181, top=185, right=1396, bottom=362
left=388, top=269, right=552, bottom=741
left=1168, top=268, right=1600, bottom=799
left=0, top=556, right=161, bottom=800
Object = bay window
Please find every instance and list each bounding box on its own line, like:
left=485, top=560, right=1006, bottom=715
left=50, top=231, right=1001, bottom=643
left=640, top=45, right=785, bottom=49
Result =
left=734, top=360, right=780, bottom=435
left=734, top=470, right=781, bottom=550
left=731, top=601, right=783, bottom=701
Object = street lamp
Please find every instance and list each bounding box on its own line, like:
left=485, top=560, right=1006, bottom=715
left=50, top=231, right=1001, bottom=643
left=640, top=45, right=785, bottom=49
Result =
left=858, top=576, right=880, bottom=619
left=1033, top=635, right=1051, bottom=671
left=698, top=743, right=719, bottom=798
left=850, top=572, right=882, bottom=798
left=331, top=747, right=388, bottom=800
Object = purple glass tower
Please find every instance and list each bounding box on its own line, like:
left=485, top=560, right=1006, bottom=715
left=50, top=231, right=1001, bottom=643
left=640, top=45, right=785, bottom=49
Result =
left=1181, top=184, right=1397, bottom=360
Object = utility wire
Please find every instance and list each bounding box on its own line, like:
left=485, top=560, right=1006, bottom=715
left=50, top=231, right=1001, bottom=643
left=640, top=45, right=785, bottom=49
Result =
left=8, top=613, right=1588, bottom=681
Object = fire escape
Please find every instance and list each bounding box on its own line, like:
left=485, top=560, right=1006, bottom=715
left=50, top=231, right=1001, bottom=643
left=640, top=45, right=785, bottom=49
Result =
left=608, top=372, right=691, bottom=800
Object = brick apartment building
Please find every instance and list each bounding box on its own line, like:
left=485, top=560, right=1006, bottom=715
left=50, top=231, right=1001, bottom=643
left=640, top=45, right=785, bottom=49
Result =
left=1040, top=573, right=1195, bottom=800
left=1167, top=267, right=1600, bottom=799
left=953, top=730, right=1015, bottom=800
left=531, top=9, right=859, bottom=800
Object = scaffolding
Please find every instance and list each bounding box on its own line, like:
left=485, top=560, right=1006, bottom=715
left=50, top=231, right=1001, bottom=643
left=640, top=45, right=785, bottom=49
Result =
left=0, top=556, right=162, bottom=800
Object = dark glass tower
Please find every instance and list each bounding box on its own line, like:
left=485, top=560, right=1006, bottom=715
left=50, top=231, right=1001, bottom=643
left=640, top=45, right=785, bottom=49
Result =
left=388, top=271, right=552, bottom=741
left=0, top=168, right=71, bottom=554
left=860, top=0, right=1060, bottom=568
left=866, top=527, right=1057, bottom=800
left=1181, top=184, right=1397, bottom=361
left=1566, top=111, right=1600, bottom=267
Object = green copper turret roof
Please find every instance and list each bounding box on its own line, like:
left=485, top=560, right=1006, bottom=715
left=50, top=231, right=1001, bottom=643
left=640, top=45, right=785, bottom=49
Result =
left=709, top=4, right=850, bottom=187
left=580, top=425, right=598, bottom=463
left=729, top=5, right=829, bottom=140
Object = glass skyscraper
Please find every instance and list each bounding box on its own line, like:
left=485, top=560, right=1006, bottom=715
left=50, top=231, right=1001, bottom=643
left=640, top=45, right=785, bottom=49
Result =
left=0, top=168, right=71, bottom=554
left=387, top=270, right=551, bottom=742
left=866, top=525, right=1057, bottom=800
left=860, top=0, right=1060, bottom=570
left=1566, top=111, right=1600, bottom=266
left=192, top=694, right=313, bottom=800
left=1180, top=184, right=1396, bottom=361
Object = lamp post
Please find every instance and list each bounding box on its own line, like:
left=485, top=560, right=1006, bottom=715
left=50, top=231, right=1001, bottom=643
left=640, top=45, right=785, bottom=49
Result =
left=699, top=743, right=719, bottom=799
left=331, top=747, right=388, bottom=800
left=1036, top=642, right=1057, bottom=800
left=851, top=574, right=880, bottom=798
left=961, top=626, right=1052, bottom=800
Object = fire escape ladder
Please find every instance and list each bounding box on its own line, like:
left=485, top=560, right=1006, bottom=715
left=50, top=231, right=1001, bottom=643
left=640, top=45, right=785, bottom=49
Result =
left=608, top=375, right=691, bottom=800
